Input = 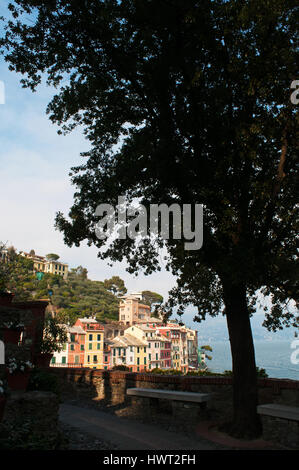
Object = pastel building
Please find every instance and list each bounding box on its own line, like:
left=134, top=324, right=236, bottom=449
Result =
left=119, top=294, right=151, bottom=325
left=20, top=251, right=69, bottom=279
left=160, top=336, right=172, bottom=369
left=51, top=340, right=69, bottom=366
left=179, top=326, right=188, bottom=373
left=51, top=324, right=86, bottom=367
left=110, top=333, right=148, bottom=372
left=103, top=342, right=112, bottom=370
left=186, top=327, right=199, bottom=369
left=158, top=324, right=182, bottom=370
left=125, top=325, right=170, bottom=371
left=75, top=318, right=105, bottom=369
left=68, top=325, right=86, bottom=366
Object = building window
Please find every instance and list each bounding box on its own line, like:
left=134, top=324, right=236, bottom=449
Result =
left=97, top=334, right=101, bottom=341
left=104, top=366, right=107, bottom=370
left=62, top=357, right=66, bottom=364
left=93, top=355, right=97, bottom=363
left=87, top=355, right=90, bottom=363
left=137, top=347, right=140, bottom=353
left=80, top=345, right=84, bottom=351
left=51, top=357, right=56, bottom=364
left=89, top=343, right=92, bottom=350
left=89, top=334, right=93, bottom=341
left=70, top=344, right=74, bottom=351
left=105, top=356, right=108, bottom=362
left=137, top=357, right=140, bottom=365
left=149, top=354, right=151, bottom=360
left=97, top=343, right=101, bottom=350
left=144, top=357, right=146, bottom=365
left=75, top=356, right=79, bottom=364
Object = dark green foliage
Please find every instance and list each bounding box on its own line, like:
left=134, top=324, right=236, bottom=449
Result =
left=1, top=0, right=297, bottom=437
left=28, top=368, right=60, bottom=396
left=0, top=247, right=35, bottom=300
left=111, top=365, right=130, bottom=371
left=147, top=368, right=183, bottom=376
left=53, top=270, right=120, bottom=324
left=0, top=422, right=62, bottom=450
left=45, top=253, right=60, bottom=261
left=103, top=276, right=127, bottom=296
left=38, top=316, right=68, bottom=354
left=0, top=244, right=123, bottom=323
left=1, top=0, right=296, bottom=324
left=142, top=290, right=163, bottom=307
left=223, top=367, right=268, bottom=378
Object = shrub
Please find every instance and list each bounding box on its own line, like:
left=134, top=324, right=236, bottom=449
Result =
left=222, top=367, right=268, bottom=378
left=27, top=368, right=60, bottom=396
left=147, top=368, right=183, bottom=376
left=111, top=365, right=130, bottom=371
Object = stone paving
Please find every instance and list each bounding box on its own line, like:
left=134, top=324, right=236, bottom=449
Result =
left=59, top=403, right=223, bottom=450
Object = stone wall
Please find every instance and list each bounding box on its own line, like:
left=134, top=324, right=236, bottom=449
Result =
left=49, top=368, right=299, bottom=437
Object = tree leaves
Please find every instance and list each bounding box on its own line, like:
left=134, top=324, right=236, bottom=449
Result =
left=1, top=0, right=298, bottom=329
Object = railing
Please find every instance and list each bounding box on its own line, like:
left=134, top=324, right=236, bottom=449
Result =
left=50, top=362, right=84, bottom=368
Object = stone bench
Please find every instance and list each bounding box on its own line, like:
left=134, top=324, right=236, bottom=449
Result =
left=127, top=388, right=211, bottom=424
left=257, top=403, right=299, bottom=449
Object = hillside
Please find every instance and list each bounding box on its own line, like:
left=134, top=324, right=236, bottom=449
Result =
left=0, top=249, right=122, bottom=324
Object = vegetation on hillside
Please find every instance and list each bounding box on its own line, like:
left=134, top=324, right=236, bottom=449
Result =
left=0, top=245, right=123, bottom=324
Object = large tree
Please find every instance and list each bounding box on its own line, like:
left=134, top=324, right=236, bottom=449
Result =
left=104, top=275, right=127, bottom=296
left=1, top=0, right=298, bottom=437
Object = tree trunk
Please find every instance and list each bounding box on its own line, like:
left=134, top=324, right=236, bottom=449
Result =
left=222, top=282, right=262, bottom=439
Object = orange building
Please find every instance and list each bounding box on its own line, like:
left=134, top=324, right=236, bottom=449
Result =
left=67, top=325, right=86, bottom=366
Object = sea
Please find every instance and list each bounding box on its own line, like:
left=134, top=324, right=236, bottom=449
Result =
left=206, top=340, right=299, bottom=381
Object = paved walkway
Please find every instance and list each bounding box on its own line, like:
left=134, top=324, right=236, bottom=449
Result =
left=59, top=404, right=217, bottom=450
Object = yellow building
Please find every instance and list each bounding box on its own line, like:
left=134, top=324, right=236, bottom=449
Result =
left=45, top=260, right=68, bottom=279
left=124, top=325, right=151, bottom=371
left=75, top=318, right=104, bottom=369
left=20, top=251, right=69, bottom=279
